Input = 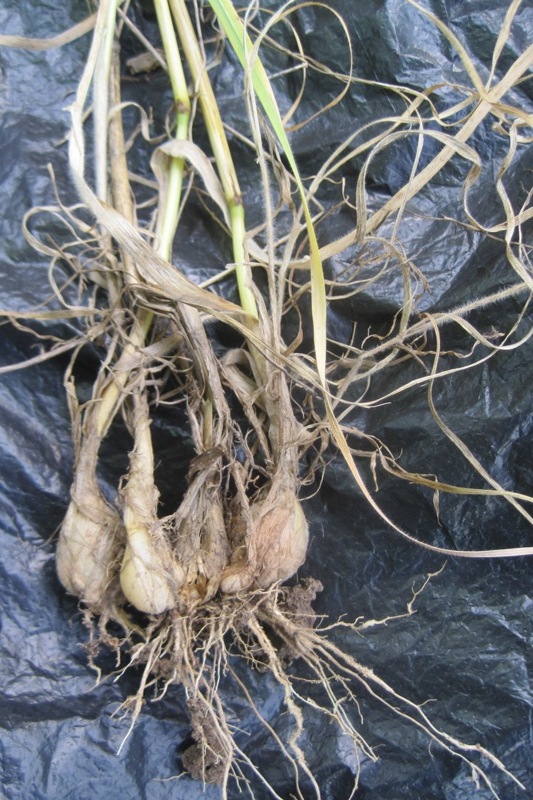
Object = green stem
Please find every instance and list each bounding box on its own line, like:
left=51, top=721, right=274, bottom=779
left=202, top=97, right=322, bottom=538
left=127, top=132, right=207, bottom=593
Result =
left=229, top=199, right=257, bottom=318
left=153, top=0, right=191, bottom=258
left=168, top=0, right=258, bottom=321
left=105, top=0, right=192, bottom=446
left=155, top=0, right=219, bottom=448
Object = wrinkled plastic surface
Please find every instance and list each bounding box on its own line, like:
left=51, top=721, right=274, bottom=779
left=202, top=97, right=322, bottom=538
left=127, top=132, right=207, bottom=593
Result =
left=1, top=1, right=532, bottom=798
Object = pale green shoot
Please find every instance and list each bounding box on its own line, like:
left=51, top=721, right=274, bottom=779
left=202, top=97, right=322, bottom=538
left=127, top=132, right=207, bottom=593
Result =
left=168, top=0, right=259, bottom=321
left=153, top=0, right=191, bottom=260
left=207, top=0, right=327, bottom=383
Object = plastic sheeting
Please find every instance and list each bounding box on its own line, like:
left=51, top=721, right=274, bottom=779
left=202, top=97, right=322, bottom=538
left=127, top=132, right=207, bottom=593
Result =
left=1, top=1, right=532, bottom=798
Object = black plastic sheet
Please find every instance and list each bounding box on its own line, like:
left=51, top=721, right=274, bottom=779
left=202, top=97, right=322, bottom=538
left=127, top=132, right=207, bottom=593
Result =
left=1, top=1, right=532, bottom=798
